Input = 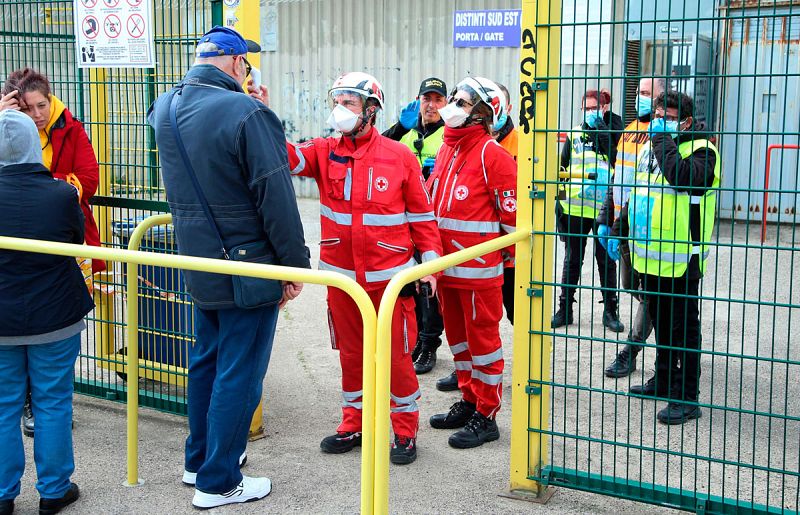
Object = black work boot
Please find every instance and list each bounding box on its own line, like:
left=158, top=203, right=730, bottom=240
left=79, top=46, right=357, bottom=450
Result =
left=429, top=400, right=476, bottom=429
left=448, top=411, right=500, bottom=449
left=389, top=435, right=417, bottom=465
left=39, top=482, right=79, bottom=515
left=657, top=402, right=702, bottom=425
left=602, top=296, right=625, bottom=333
left=629, top=375, right=670, bottom=398
left=23, top=392, right=34, bottom=438
left=0, top=499, right=13, bottom=515
left=435, top=370, right=459, bottom=392
left=411, top=340, right=422, bottom=363
left=551, top=303, right=573, bottom=329
left=413, top=347, right=437, bottom=374
left=605, top=344, right=642, bottom=378
left=320, top=431, right=362, bottom=454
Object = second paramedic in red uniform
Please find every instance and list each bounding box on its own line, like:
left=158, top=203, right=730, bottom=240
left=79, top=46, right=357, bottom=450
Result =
left=427, top=77, right=517, bottom=449
left=286, top=72, right=442, bottom=465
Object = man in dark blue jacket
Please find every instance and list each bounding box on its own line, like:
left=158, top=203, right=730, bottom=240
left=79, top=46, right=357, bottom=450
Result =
left=148, top=26, right=310, bottom=509
left=0, top=109, right=93, bottom=515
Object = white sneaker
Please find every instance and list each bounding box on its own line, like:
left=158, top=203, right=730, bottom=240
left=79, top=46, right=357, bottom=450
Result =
left=192, top=475, right=272, bottom=509
left=182, top=452, right=248, bottom=486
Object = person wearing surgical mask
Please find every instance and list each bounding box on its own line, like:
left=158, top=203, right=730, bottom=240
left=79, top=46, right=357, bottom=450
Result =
left=279, top=72, right=443, bottom=466
left=552, top=89, right=625, bottom=334
left=425, top=77, right=518, bottom=449
left=607, top=90, right=719, bottom=426
left=598, top=77, right=666, bottom=380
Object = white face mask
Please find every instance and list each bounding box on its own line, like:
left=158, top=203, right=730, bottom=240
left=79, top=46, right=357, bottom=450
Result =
left=438, top=103, right=469, bottom=128
left=326, top=104, right=360, bottom=134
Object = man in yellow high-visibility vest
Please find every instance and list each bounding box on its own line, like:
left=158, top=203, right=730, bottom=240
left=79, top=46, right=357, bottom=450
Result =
left=607, top=91, right=719, bottom=425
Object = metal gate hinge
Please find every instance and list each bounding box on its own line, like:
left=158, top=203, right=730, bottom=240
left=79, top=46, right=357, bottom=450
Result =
left=527, top=288, right=543, bottom=298
left=525, top=385, right=542, bottom=396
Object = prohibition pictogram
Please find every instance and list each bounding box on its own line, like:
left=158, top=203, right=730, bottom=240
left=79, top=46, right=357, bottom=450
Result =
left=104, top=14, right=121, bottom=38
left=103, top=0, right=120, bottom=7
left=127, top=14, right=145, bottom=38
left=81, top=0, right=98, bottom=8
left=82, top=15, right=99, bottom=39
left=127, top=0, right=143, bottom=5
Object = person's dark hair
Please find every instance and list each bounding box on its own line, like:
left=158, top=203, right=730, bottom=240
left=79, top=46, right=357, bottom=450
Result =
left=582, top=88, right=612, bottom=107
left=653, top=90, right=693, bottom=119
left=2, top=68, right=51, bottom=98
left=365, top=97, right=380, bottom=125
left=471, top=102, right=494, bottom=134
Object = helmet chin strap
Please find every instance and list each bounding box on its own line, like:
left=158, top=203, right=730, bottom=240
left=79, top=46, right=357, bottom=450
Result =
left=346, top=107, right=373, bottom=141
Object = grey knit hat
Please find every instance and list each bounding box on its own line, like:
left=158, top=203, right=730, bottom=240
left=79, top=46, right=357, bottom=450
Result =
left=0, top=109, right=42, bottom=167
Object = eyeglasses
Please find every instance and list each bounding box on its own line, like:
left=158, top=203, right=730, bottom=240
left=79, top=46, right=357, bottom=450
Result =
left=236, top=55, right=252, bottom=77
left=453, top=98, right=473, bottom=109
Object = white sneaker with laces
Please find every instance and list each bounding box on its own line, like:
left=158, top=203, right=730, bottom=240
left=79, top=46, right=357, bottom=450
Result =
left=182, top=451, right=248, bottom=486
left=192, top=475, right=272, bottom=509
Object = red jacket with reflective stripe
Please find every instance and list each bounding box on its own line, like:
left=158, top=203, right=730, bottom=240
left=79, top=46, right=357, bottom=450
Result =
left=427, top=125, right=518, bottom=289
left=287, top=127, right=442, bottom=291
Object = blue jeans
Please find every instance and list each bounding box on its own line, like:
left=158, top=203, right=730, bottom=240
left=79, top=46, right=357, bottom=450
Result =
left=0, top=334, right=81, bottom=501
left=185, top=305, right=278, bottom=494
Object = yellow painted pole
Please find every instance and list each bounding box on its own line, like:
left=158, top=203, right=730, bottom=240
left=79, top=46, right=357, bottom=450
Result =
left=373, top=231, right=528, bottom=513
left=228, top=0, right=268, bottom=440
left=508, top=0, right=561, bottom=496
left=88, top=68, right=115, bottom=363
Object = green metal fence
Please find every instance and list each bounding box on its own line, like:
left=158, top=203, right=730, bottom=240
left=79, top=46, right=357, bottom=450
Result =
left=0, top=0, right=224, bottom=415
left=528, top=0, right=799, bottom=512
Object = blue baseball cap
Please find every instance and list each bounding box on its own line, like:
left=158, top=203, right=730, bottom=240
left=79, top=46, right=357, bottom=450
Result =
left=196, top=26, right=261, bottom=57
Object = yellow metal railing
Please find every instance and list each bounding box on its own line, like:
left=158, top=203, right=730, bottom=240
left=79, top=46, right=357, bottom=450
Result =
left=0, top=216, right=378, bottom=512
left=371, top=230, right=530, bottom=513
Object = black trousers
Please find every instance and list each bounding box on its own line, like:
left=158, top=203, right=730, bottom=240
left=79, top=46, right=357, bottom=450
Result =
left=502, top=266, right=515, bottom=325
left=557, top=211, right=618, bottom=307
left=642, top=274, right=702, bottom=402
left=414, top=289, right=444, bottom=351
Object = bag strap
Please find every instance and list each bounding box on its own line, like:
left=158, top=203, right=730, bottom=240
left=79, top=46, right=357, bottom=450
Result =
left=168, top=89, right=230, bottom=260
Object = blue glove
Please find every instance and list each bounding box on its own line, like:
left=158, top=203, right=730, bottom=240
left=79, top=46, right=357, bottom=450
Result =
left=399, top=100, right=420, bottom=130
left=607, top=238, right=620, bottom=261
left=597, top=224, right=610, bottom=250
left=422, top=157, right=435, bottom=169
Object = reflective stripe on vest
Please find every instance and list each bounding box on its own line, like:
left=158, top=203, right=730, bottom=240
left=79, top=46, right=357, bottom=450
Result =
left=400, top=126, right=445, bottom=167
left=442, top=263, right=504, bottom=280
left=320, top=205, right=352, bottom=225
left=438, top=217, right=501, bottom=234
left=629, top=138, right=720, bottom=278
left=562, top=126, right=611, bottom=219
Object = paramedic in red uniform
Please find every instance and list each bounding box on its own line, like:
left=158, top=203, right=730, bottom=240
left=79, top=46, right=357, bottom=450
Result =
left=427, top=77, right=518, bottom=449
left=282, top=72, right=443, bottom=465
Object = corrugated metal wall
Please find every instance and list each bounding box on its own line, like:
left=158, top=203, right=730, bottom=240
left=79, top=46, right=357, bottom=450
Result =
left=260, top=0, right=626, bottom=141
left=718, top=4, right=800, bottom=222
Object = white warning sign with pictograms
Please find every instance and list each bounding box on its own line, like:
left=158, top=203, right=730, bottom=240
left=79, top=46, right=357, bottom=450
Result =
left=74, top=0, right=155, bottom=68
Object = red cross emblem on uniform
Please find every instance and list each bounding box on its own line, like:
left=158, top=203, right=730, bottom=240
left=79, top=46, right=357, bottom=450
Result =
left=454, top=185, right=469, bottom=201
left=502, top=198, right=517, bottom=212
left=375, top=176, right=389, bottom=192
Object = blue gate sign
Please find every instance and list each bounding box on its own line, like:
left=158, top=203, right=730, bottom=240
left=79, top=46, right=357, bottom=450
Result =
left=453, top=10, right=521, bottom=48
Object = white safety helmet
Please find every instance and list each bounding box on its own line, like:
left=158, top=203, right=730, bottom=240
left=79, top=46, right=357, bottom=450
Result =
left=452, top=76, right=507, bottom=128
left=328, top=72, right=385, bottom=110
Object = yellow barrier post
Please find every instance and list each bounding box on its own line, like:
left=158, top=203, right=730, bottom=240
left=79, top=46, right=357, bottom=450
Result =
left=373, top=231, right=528, bottom=514
left=508, top=0, right=560, bottom=500
left=0, top=216, right=378, bottom=509
left=88, top=68, right=116, bottom=364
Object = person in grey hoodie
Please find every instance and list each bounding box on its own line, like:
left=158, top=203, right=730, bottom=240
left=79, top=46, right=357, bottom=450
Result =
left=0, top=109, right=93, bottom=515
